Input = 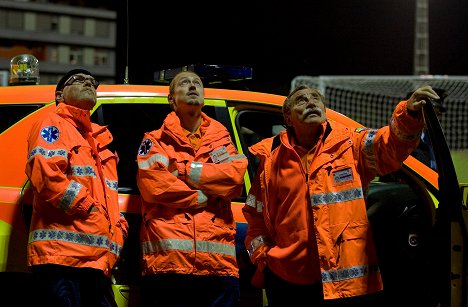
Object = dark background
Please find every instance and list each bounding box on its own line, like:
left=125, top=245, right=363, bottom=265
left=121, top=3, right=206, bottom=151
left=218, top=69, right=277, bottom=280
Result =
left=115, top=0, right=468, bottom=95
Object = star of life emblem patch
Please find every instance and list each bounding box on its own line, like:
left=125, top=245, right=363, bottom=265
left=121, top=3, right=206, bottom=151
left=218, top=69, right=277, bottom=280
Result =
left=138, top=139, right=152, bottom=156
left=40, top=126, right=60, bottom=143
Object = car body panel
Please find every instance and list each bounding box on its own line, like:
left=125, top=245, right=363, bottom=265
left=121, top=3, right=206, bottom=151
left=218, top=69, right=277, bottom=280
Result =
left=0, top=84, right=465, bottom=306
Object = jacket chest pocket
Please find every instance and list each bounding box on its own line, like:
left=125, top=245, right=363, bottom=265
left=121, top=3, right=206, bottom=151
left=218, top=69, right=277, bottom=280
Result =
left=332, top=222, right=369, bottom=265
left=200, top=138, right=231, bottom=158
left=68, top=146, right=98, bottom=179
left=329, top=164, right=356, bottom=188
left=313, top=161, right=357, bottom=192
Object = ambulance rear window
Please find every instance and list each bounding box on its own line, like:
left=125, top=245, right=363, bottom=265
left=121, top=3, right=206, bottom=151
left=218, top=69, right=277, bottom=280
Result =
left=0, top=104, right=44, bottom=134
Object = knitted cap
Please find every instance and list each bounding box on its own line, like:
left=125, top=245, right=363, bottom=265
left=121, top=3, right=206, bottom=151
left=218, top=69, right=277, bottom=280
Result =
left=56, top=68, right=94, bottom=92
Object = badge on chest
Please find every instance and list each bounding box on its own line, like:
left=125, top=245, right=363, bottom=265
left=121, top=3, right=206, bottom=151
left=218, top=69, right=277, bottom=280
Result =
left=210, top=146, right=230, bottom=163
left=332, top=168, right=353, bottom=184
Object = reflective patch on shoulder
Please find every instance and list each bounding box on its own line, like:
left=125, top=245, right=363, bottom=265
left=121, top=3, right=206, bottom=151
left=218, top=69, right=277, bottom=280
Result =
left=40, top=126, right=60, bottom=143
left=355, top=127, right=369, bottom=133
left=138, top=139, right=153, bottom=156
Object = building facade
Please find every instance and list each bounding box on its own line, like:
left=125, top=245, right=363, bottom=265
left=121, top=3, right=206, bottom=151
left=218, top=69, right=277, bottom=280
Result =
left=0, top=0, right=117, bottom=85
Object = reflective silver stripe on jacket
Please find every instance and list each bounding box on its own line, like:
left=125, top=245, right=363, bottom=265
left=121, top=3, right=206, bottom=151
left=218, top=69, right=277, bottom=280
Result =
left=247, top=235, right=266, bottom=257
left=362, top=129, right=378, bottom=173
left=322, top=264, right=380, bottom=283
left=59, top=180, right=82, bottom=211
left=105, top=179, right=118, bottom=191
left=188, top=162, right=203, bottom=185
left=141, top=238, right=236, bottom=257
left=231, top=154, right=247, bottom=161
left=27, top=146, right=68, bottom=161
left=187, top=154, right=246, bottom=185
left=71, top=165, right=96, bottom=177
left=138, top=153, right=169, bottom=169
left=198, top=190, right=208, bottom=207
left=29, top=229, right=123, bottom=256
left=390, top=118, right=421, bottom=142
left=310, top=187, right=364, bottom=206
left=246, top=194, right=263, bottom=213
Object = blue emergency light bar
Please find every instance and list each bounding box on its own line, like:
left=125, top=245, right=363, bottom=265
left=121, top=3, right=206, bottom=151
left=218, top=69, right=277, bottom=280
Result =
left=154, top=64, right=253, bottom=85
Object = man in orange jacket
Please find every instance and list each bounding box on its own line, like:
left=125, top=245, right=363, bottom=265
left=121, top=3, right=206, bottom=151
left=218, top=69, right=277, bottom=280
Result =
left=136, top=71, right=248, bottom=306
left=242, top=85, right=439, bottom=306
left=25, top=69, right=128, bottom=307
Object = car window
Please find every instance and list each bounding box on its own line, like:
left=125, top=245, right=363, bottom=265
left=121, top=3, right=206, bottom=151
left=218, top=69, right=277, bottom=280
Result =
left=235, top=110, right=285, bottom=180
left=91, top=103, right=217, bottom=193
left=0, top=104, right=44, bottom=134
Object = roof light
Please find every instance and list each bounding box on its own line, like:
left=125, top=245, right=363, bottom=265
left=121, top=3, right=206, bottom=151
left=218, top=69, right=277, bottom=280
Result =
left=9, top=54, right=40, bottom=86
left=154, top=64, right=253, bottom=85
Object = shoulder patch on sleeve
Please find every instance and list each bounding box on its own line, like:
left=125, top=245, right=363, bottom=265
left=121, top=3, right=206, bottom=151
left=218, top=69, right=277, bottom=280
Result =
left=40, top=126, right=60, bottom=143
left=354, top=127, right=369, bottom=133
left=138, top=138, right=153, bottom=156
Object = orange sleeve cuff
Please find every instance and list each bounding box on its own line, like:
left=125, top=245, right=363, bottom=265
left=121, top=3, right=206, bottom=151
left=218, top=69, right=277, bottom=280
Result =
left=69, top=196, right=94, bottom=216
left=251, top=244, right=270, bottom=265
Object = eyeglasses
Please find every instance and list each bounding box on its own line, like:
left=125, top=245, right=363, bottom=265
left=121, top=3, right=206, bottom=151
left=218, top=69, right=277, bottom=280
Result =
left=63, top=75, right=99, bottom=89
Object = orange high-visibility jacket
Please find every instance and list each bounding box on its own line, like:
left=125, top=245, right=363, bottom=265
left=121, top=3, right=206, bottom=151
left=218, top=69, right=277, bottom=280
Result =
left=137, top=111, right=248, bottom=277
left=243, top=101, right=424, bottom=299
left=25, top=103, right=127, bottom=277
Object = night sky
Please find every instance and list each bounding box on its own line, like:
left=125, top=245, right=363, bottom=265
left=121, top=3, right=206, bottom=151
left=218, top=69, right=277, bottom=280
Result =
left=115, top=0, right=468, bottom=95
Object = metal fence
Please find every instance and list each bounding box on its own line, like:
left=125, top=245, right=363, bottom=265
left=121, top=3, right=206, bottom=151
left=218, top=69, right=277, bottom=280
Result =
left=292, top=75, right=468, bottom=150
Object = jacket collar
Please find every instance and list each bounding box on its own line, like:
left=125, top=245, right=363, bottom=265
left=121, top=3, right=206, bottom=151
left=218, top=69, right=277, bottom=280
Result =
left=56, top=103, right=92, bottom=133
